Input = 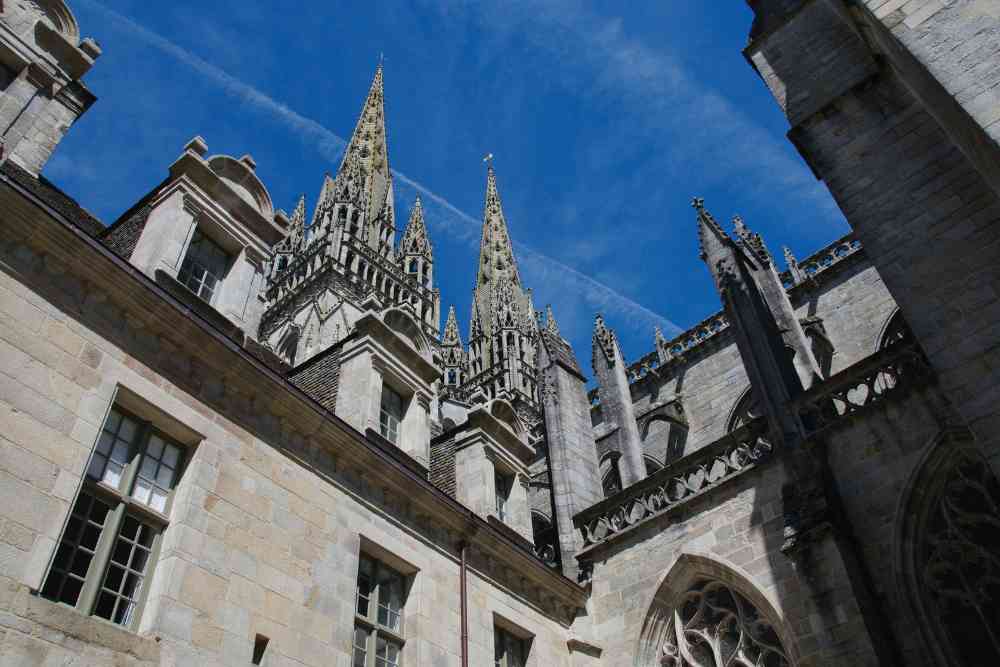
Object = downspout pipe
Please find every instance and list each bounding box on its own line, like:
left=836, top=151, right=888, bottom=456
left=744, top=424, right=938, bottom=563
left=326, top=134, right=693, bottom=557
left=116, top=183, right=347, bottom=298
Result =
left=459, top=541, right=469, bottom=667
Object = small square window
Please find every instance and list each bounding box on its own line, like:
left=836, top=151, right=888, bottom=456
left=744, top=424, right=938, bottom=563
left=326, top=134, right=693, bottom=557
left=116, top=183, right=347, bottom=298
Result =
left=178, top=227, right=231, bottom=304
left=379, top=385, right=405, bottom=445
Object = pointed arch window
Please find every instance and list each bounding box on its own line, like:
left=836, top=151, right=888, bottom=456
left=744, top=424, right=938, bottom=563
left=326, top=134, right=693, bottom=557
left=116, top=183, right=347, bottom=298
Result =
left=659, top=578, right=790, bottom=667
left=879, top=309, right=914, bottom=350
left=600, top=453, right=623, bottom=497
left=902, top=435, right=1000, bottom=666
left=728, top=390, right=761, bottom=434
left=531, top=512, right=558, bottom=568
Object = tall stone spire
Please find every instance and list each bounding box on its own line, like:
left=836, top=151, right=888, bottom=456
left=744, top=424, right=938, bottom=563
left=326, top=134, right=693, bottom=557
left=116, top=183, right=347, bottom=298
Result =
left=464, top=163, right=539, bottom=414
left=331, top=63, right=395, bottom=256
left=476, top=164, right=523, bottom=290
left=338, top=64, right=391, bottom=203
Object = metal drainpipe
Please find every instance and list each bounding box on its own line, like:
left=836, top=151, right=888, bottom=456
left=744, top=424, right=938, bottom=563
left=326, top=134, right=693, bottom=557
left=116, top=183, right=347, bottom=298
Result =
left=459, top=541, right=469, bottom=667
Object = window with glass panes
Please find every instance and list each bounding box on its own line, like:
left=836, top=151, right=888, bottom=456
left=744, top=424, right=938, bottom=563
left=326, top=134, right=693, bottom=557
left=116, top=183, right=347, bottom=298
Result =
left=354, top=554, right=406, bottom=667
left=494, top=626, right=528, bottom=667
left=40, top=406, right=186, bottom=628
left=495, top=470, right=512, bottom=523
left=178, top=227, right=231, bottom=304
left=379, top=385, right=405, bottom=445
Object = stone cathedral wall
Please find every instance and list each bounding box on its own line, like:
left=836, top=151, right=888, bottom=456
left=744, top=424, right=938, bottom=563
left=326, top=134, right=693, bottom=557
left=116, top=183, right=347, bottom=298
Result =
left=0, top=184, right=580, bottom=666
left=582, top=378, right=950, bottom=667
left=592, top=246, right=900, bottom=476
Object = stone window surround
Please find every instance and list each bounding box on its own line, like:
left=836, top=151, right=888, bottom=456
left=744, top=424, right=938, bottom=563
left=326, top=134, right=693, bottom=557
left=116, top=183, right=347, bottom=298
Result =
left=39, top=385, right=201, bottom=632
left=484, top=445, right=531, bottom=531
left=371, top=356, right=431, bottom=462
left=493, top=612, right=535, bottom=667
left=168, top=192, right=265, bottom=326
left=635, top=552, right=798, bottom=666
left=336, top=318, right=435, bottom=468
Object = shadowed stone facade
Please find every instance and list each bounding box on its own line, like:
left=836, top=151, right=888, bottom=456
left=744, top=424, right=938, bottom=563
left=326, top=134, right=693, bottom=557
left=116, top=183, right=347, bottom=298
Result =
left=0, top=1, right=999, bottom=665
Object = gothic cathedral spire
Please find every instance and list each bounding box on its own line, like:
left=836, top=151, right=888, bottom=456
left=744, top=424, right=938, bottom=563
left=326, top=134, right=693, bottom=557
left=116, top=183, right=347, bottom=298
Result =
left=341, top=64, right=390, bottom=208
left=463, top=162, right=540, bottom=417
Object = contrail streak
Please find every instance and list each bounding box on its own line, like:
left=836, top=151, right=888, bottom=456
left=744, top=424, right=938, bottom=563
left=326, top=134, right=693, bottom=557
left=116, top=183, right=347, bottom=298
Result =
left=78, top=0, right=682, bottom=337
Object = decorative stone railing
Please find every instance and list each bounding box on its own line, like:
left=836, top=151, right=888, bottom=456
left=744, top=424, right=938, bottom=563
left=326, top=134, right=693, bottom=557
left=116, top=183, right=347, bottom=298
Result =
left=779, top=235, right=862, bottom=289
left=794, top=341, right=934, bottom=435
left=573, top=417, right=771, bottom=549
left=660, top=311, right=730, bottom=361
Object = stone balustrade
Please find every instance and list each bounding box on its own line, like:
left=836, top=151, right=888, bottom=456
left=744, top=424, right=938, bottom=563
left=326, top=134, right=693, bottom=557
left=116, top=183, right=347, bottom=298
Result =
left=795, top=341, right=934, bottom=435
left=573, top=416, right=771, bottom=549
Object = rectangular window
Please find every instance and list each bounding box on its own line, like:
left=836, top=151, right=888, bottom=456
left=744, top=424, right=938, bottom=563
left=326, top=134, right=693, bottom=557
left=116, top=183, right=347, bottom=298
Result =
left=178, top=227, right=231, bottom=304
left=379, top=385, right=404, bottom=445
left=494, top=626, right=528, bottom=667
left=495, top=470, right=512, bottom=523
left=41, top=406, right=186, bottom=629
left=353, top=554, right=407, bottom=667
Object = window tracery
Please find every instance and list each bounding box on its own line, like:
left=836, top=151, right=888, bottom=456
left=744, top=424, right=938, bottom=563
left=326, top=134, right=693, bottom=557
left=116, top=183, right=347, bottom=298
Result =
left=914, top=446, right=1000, bottom=665
left=727, top=390, right=760, bottom=433
left=660, top=578, right=789, bottom=667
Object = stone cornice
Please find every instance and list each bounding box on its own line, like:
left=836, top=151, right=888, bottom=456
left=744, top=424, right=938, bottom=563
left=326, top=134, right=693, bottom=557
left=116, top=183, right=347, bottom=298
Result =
left=0, top=172, right=588, bottom=621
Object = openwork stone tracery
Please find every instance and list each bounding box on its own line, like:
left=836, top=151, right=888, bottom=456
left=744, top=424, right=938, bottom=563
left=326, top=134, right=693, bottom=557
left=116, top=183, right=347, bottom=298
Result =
left=660, top=578, right=789, bottom=667
left=915, top=446, right=1000, bottom=665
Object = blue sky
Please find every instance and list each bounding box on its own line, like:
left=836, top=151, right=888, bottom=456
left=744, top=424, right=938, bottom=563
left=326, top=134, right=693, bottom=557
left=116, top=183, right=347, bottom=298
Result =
left=52, top=0, right=848, bottom=368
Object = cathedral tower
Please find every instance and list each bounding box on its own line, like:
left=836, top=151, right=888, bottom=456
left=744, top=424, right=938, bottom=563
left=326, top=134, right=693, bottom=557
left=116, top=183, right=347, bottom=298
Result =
left=260, top=64, right=440, bottom=367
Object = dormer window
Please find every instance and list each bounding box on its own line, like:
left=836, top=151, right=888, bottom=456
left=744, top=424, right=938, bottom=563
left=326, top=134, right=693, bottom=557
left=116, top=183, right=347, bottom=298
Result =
left=178, top=228, right=230, bottom=304
left=379, top=385, right=405, bottom=444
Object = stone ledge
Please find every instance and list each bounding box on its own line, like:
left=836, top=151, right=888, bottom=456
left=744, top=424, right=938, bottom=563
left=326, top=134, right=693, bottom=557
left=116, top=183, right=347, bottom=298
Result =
left=0, top=578, right=160, bottom=662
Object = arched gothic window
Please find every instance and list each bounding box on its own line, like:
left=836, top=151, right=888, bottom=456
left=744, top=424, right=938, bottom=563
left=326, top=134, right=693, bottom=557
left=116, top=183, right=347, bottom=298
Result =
left=807, top=329, right=834, bottom=378
left=645, top=456, right=663, bottom=476
left=531, top=512, right=558, bottom=569
left=642, top=416, right=689, bottom=466
left=902, top=435, right=1000, bottom=665
left=601, top=453, right=623, bottom=497
left=727, top=389, right=761, bottom=433
left=878, top=309, right=913, bottom=351
left=659, top=578, right=790, bottom=667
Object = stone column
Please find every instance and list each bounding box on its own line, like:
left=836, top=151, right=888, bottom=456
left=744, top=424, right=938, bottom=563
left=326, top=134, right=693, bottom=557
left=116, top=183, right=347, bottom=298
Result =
left=539, top=322, right=603, bottom=581
left=591, top=315, right=645, bottom=486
